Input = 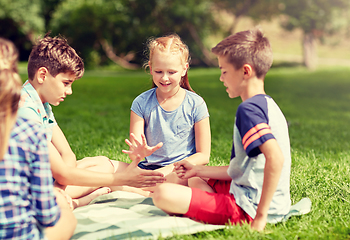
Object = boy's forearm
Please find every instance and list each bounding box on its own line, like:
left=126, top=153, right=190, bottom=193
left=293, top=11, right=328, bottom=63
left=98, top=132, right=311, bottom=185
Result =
left=253, top=139, right=284, bottom=230
left=51, top=125, right=77, bottom=167
left=53, top=161, right=164, bottom=188
left=195, top=165, right=231, bottom=180
left=255, top=159, right=283, bottom=217
left=54, top=166, right=116, bottom=186
left=56, top=167, right=132, bottom=187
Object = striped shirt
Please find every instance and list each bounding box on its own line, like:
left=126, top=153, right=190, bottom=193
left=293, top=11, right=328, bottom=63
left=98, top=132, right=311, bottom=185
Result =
left=0, top=117, right=60, bottom=239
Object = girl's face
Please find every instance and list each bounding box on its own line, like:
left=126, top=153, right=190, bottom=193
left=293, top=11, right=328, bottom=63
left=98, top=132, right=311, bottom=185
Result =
left=149, top=50, right=188, bottom=96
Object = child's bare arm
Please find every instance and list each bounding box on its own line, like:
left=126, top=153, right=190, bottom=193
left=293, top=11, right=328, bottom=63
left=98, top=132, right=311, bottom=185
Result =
left=180, top=117, right=211, bottom=165
left=51, top=125, right=76, bottom=167
left=252, top=138, right=284, bottom=231
left=174, top=161, right=231, bottom=180
left=48, top=143, right=165, bottom=188
left=127, top=111, right=146, bottom=161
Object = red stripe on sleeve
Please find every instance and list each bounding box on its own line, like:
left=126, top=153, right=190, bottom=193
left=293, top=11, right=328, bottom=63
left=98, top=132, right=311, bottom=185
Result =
left=242, top=123, right=272, bottom=150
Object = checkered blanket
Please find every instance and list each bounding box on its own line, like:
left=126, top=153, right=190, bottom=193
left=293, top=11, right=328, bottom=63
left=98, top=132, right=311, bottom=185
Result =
left=71, top=191, right=311, bottom=240
left=71, top=191, right=225, bottom=240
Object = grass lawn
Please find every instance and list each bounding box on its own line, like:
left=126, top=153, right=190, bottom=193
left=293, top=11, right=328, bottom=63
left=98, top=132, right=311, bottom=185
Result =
left=20, top=66, right=350, bottom=239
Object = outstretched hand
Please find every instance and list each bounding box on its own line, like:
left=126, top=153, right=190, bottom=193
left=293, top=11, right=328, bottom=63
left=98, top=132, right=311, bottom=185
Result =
left=173, top=160, right=197, bottom=179
left=121, top=160, right=165, bottom=188
left=122, top=133, right=163, bottom=163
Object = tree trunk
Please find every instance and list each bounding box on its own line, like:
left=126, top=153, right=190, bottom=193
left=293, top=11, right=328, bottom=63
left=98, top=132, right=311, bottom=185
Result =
left=187, top=23, right=217, bottom=67
left=303, top=32, right=317, bottom=70
left=99, top=39, right=139, bottom=70
left=229, top=15, right=241, bottom=35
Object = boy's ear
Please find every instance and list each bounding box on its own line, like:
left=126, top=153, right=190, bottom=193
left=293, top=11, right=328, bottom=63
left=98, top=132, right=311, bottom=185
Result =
left=37, top=67, right=49, bottom=84
left=242, top=64, right=253, bottom=79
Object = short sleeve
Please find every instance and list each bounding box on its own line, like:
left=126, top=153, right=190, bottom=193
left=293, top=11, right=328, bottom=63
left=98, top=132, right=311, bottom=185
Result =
left=131, top=95, right=144, bottom=118
left=17, top=106, right=42, bottom=124
left=193, top=97, right=209, bottom=123
left=236, top=99, right=275, bottom=157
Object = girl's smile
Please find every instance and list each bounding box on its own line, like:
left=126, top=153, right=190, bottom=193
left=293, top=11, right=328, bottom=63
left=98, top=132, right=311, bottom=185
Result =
left=149, top=49, right=188, bottom=100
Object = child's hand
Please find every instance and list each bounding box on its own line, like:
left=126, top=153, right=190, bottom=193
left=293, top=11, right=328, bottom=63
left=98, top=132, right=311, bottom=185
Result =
left=120, top=160, right=165, bottom=188
left=122, top=133, right=163, bottom=163
left=173, top=160, right=197, bottom=179
left=251, top=214, right=267, bottom=231
left=53, top=188, right=74, bottom=211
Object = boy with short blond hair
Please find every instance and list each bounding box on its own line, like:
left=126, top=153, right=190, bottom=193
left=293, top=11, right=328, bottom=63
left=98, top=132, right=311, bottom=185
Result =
left=19, top=35, right=165, bottom=208
left=151, top=28, right=291, bottom=231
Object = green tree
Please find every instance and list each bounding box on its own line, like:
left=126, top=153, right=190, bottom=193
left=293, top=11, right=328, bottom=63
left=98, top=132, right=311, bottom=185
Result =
left=0, top=0, right=44, bottom=43
left=51, top=0, right=140, bottom=68
left=213, top=0, right=280, bottom=35
left=147, top=0, right=218, bottom=66
left=0, top=0, right=63, bottom=60
left=41, top=0, right=62, bottom=31
left=280, top=0, right=349, bottom=69
left=50, top=0, right=217, bottom=68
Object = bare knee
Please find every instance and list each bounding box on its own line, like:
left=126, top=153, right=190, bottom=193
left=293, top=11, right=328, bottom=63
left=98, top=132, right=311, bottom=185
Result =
left=97, top=156, right=111, bottom=165
left=153, top=183, right=192, bottom=215
left=188, top=177, right=214, bottom=193
left=152, top=183, right=172, bottom=208
left=188, top=177, right=204, bottom=188
left=112, top=160, right=129, bottom=173
left=165, top=172, right=188, bottom=185
left=99, top=156, right=115, bottom=173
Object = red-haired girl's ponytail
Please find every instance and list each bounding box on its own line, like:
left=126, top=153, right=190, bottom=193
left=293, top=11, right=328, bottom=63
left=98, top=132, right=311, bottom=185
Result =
left=180, top=72, right=194, bottom=92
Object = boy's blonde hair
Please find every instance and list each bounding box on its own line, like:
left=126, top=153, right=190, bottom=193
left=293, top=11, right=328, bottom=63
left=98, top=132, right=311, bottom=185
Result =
left=27, top=36, right=84, bottom=81
left=211, top=28, right=273, bottom=79
left=145, top=34, right=194, bottom=92
left=0, top=38, right=22, bottom=160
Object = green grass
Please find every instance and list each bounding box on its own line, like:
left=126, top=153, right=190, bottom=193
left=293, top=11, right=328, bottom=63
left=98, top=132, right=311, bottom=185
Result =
left=20, top=66, right=350, bottom=239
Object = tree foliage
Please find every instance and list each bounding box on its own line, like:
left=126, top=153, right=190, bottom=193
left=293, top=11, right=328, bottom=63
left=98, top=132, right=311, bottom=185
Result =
left=0, top=0, right=44, bottom=42
left=1, top=0, right=349, bottom=69
left=50, top=0, right=133, bottom=67
left=280, top=0, right=348, bottom=34
left=280, top=0, right=349, bottom=69
left=50, top=0, right=217, bottom=68
left=212, top=0, right=280, bottom=34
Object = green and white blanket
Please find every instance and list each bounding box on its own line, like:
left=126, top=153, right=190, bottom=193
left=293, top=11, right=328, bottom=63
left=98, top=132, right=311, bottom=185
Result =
left=71, top=191, right=311, bottom=240
left=71, top=191, right=225, bottom=240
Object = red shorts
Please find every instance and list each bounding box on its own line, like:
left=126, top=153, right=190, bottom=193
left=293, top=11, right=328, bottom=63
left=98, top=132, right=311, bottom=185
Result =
left=184, top=179, right=253, bottom=225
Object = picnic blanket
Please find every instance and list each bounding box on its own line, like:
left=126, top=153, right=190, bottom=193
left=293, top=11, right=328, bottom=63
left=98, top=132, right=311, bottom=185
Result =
left=71, top=191, right=311, bottom=240
left=71, top=191, right=225, bottom=240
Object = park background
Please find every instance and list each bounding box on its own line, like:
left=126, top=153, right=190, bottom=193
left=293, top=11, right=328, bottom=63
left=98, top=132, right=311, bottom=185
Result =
left=1, top=0, right=350, bottom=239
